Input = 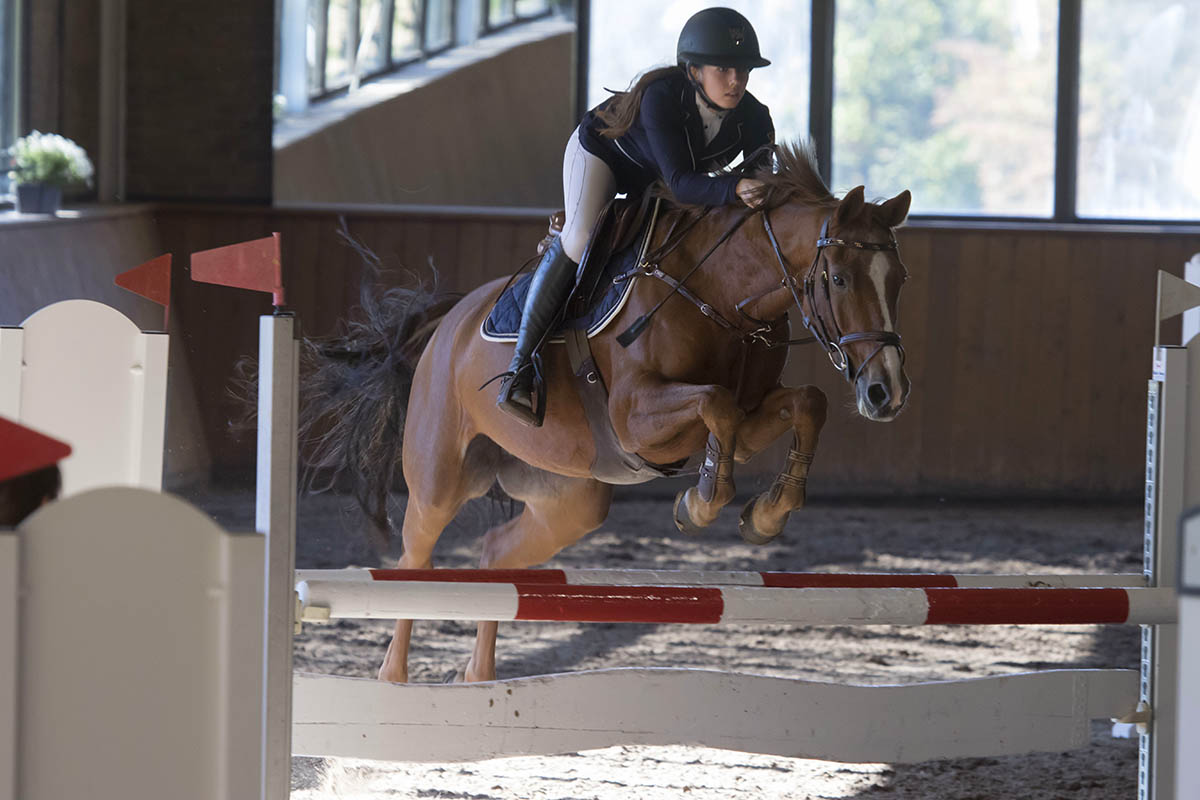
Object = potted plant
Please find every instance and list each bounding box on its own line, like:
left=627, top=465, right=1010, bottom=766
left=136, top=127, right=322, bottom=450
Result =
left=6, top=131, right=94, bottom=214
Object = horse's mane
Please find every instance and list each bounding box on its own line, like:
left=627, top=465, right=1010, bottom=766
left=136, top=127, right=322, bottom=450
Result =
left=751, top=139, right=838, bottom=211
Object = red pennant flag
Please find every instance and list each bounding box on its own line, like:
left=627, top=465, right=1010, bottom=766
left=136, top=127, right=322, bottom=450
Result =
left=0, top=416, right=72, bottom=483
left=115, top=253, right=172, bottom=329
left=190, top=233, right=286, bottom=307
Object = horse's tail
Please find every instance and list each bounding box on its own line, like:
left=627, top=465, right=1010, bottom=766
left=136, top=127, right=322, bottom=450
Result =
left=298, top=238, right=460, bottom=552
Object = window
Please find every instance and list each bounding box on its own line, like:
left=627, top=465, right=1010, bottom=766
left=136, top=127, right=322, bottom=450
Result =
left=0, top=0, right=19, bottom=200
left=586, top=1, right=811, bottom=139
left=1077, top=0, right=1200, bottom=220
left=291, top=0, right=457, bottom=100
left=582, top=0, right=1200, bottom=223
left=833, top=0, right=1058, bottom=216
left=483, top=0, right=551, bottom=34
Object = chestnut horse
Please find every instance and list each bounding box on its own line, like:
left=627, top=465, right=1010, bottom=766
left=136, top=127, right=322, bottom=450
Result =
left=300, top=142, right=912, bottom=683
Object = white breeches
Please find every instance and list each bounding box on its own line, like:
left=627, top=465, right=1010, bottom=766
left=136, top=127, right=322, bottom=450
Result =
left=560, top=125, right=618, bottom=263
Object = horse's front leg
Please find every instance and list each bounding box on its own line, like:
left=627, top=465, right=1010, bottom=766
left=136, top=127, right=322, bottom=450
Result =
left=611, top=374, right=744, bottom=532
left=732, top=385, right=827, bottom=545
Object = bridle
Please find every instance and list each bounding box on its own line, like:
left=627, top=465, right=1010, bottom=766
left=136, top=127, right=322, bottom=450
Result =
left=615, top=202, right=906, bottom=385
left=761, top=209, right=906, bottom=383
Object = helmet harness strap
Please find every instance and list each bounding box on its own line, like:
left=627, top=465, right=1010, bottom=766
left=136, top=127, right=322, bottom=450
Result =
left=682, top=61, right=729, bottom=113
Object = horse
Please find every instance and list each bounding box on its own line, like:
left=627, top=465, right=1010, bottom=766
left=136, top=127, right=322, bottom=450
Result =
left=299, top=140, right=912, bottom=683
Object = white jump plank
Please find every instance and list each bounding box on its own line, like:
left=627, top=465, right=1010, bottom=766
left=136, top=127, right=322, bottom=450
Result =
left=293, top=668, right=1137, bottom=765
left=0, top=535, right=16, bottom=800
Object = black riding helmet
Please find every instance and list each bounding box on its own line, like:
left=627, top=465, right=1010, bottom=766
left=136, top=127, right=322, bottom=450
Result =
left=676, top=7, right=771, bottom=70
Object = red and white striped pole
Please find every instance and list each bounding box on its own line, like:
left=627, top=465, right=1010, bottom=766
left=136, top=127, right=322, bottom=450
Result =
left=295, top=575, right=1174, bottom=627
left=295, top=567, right=1145, bottom=589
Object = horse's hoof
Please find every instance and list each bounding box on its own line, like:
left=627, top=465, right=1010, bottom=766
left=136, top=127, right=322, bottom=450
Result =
left=673, top=489, right=706, bottom=535
left=739, top=496, right=783, bottom=545
left=442, top=667, right=466, bottom=684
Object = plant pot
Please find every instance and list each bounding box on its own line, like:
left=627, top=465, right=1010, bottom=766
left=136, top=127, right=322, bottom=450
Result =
left=15, top=183, right=63, bottom=214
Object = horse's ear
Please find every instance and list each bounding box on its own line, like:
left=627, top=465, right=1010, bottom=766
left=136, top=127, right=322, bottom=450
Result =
left=835, top=186, right=866, bottom=225
left=878, top=190, right=912, bottom=228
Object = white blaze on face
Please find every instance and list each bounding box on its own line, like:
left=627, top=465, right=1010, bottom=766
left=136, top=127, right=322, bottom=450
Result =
left=865, top=251, right=904, bottom=405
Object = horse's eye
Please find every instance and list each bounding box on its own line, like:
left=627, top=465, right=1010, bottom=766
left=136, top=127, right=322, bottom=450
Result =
left=831, top=274, right=846, bottom=288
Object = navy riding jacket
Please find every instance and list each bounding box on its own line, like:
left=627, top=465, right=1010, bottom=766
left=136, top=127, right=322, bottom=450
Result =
left=578, top=69, right=774, bottom=207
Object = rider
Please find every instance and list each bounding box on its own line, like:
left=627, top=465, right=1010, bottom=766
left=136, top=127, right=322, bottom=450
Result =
left=495, top=6, right=776, bottom=427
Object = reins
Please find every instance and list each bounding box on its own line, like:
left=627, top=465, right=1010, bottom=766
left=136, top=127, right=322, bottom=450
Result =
left=615, top=201, right=906, bottom=385
left=614, top=205, right=756, bottom=347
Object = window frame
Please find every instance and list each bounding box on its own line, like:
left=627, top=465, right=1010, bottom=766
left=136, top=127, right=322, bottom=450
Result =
left=0, top=0, right=23, bottom=203
left=576, top=0, right=1199, bottom=227
left=479, top=0, right=553, bottom=37
left=304, top=0, right=459, bottom=103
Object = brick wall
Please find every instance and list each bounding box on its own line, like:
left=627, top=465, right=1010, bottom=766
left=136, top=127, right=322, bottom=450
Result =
left=124, top=0, right=273, bottom=202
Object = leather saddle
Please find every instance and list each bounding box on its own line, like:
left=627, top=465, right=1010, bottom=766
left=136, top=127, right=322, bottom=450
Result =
left=544, top=191, right=656, bottom=319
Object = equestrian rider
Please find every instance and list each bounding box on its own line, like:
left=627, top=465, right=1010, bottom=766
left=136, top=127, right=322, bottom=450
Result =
left=495, top=6, right=776, bottom=427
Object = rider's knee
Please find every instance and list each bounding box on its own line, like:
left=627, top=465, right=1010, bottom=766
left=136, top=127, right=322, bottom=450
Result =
left=559, top=227, right=589, bottom=263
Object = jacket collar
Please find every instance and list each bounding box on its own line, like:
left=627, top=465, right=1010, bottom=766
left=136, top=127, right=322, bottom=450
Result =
left=678, top=83, right=746, bottom=168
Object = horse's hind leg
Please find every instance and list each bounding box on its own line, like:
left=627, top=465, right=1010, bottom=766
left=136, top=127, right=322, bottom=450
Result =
left=462, top=465, right=613, bottom=682
left=733, top=385, right=827, bottom=545
left=377, top=436, right=499, bottom=683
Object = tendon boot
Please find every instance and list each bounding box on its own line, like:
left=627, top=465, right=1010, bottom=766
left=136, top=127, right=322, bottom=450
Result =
left=496, top=236, right=578, bottom=426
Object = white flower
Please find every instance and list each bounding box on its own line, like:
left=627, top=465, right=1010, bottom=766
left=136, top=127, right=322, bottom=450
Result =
left=6, top=130, right=95, bottom=187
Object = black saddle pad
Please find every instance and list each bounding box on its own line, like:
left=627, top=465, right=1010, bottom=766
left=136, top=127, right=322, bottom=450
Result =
left=481, top=232, right=641, bottom=343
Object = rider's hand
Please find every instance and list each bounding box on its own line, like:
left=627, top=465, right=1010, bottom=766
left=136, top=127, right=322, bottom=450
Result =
left=736, top=178, right=765, bottom=208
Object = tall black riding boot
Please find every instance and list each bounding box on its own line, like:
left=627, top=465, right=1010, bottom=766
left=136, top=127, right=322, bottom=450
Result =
left=496, top=236, right=578, bottom=426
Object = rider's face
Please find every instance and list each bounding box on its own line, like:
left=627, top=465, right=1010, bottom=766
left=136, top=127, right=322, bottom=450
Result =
left=691, top=64, right=750, bottom=110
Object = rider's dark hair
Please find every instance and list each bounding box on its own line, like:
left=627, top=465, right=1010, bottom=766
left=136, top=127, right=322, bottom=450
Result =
left=0, top=465, right=61, bottom=527
left=595, top=65, right=685, bottom=140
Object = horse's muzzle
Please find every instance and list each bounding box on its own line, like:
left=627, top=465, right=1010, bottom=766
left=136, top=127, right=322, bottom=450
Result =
left=856, top=353, right=909, bottom=421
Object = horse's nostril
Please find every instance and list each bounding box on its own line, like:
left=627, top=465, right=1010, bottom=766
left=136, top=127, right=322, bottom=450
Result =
left=867, top=382, right=889, bottom=409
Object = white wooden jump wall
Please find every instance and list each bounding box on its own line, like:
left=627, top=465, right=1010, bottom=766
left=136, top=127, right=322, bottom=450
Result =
left=2, top=255, right=1199, bottom=800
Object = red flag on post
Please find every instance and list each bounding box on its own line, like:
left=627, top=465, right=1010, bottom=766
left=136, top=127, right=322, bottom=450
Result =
left=0, top=416, right=72, bottom=483
left=115, top=253, right=172, bottom=329
left=190, top=232, right=286, bottom=307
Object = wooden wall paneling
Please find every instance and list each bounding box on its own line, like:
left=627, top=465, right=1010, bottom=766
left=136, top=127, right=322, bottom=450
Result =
left=506, top=221, right=542, bottom=281
left=429, top=220, right=463, bottom=296
left=942, top=233, right=988, bottom=488
left=1079, top=232, right=1119, bottom=493
left=1058, top=232, right=1102, bottom=492
left=975, top=232, right=1018, bottom=488
left=1004, top=230, right=1053, bottom=490
left=1101, top=235, right=1153, bottom=495
left=481, top=222, right=518, bottom=289
left=401, top=220, right=435, bottom=278
left=1036, top=233, right=1075, bottom=489
left=276, top=214, right=321, bottom=336
left=455, top=222, right=490, bottom=294
left=908, top=231, right=957, bottom=489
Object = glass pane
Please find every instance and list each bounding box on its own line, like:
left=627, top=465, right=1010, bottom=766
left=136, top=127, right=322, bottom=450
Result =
left=306, top=0, right=324, bottom=94
left=326, top=0, right=353, bottom=89
left=515, top=0, right=549, bottom=17
left=425, top=0, right=453, bottom=50
left=0, top=0, right=12, bottom=199
left=489, top=0, right=515, bottom=28
left=358, top=0, right=387, bottom=75
left=833, top=0, right=1058, bottom=217
left=1078, top=1, right=1200, bottom=220
left=587, top=1, right=810, bottom=144
left=392, top=0, right=420, bottom=61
